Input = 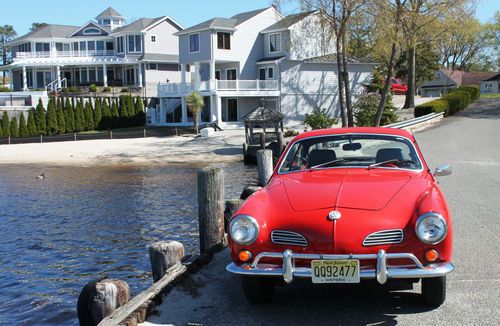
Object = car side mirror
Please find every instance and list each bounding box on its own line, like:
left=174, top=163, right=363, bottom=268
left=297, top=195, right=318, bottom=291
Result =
left=434, top=164, right=452, bottom=177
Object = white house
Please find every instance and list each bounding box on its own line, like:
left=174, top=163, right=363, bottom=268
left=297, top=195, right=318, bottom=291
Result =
left=150, top=7, right=375, bottom=127
left=0, top=7, right=183, bottom=96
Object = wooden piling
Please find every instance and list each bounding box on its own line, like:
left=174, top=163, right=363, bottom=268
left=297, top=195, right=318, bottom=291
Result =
left=224, top=198, right=244, bottom=231
left=197, top=167, right=225, bottom=254
left=240, top=185, right=263, bottom=200
left=149, top=241, right=185, bottom=283
left=77, top=278, right=130, bottom=326
left=277, top=131, right=284, bottom=153
left=259, top=132, right=266, bottom=149
left=257, top=149, right=273, bottom=186
left=74, top=132, right=77, bottom=141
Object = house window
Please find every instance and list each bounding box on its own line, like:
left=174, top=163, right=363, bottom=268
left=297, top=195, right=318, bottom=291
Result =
left=18, top=43, right=31, bottom=52
left=106, top=41, right=114, bottom=51
left=103, top=19, right=111, bottom=25
left=148, top=63, right=158, bottom=70
left=63, top=43, right=70, bottom=52
left=80, top=41, right=87, bottom=52
left=268, top=67, right=274, bottom=79
left=189, top=33, right=200, bottom=52
left=151, top=35, right=156, bottom=43
left=83, top=28, right=101, bottom=35
left=96, top=41, right=104, bottom=51
left=227, top=69, right=237, bottom=80
left=259, top=68, right=266, bottom=80
left=128, top=35, right=142, bottom=53
left=217, top=32, right=231, bottom=50
left=215, top=70, right=221, bottom=80
left=117, top=37, right=124, bottom=53
left=269, top=33, right=281, bottom=52
left=35, top=42, right=50, bottom=52
left=88, top=41, right=95, bottom=51
left=89, top=68, right=96, bottom=82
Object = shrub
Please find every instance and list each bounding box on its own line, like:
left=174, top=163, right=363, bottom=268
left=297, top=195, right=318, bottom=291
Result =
left=35, top=99, right=46, bottom=135
left=89, top=84, right=97, bottom=92
left=10, top=117, right=19, bottom=137
left=451, top=85, right=479, bottom=100
left=1, top=112, right=10, bottom=137
left=110, top=100, right=120, bottom=128
left=0, top=85, right=11, bottom=92
left=134, top=96, right=145, bottom=126
left=84, top=102, right=94, bottom=130
left=68, top=86, right=79, bottom=93
left=56, top=98, right=65, bottom=134
left=415, top=85, right=478, bottom=118
left=102, top=87, right=111, bottom=93
left=27, top=108, right=37, bottom=136
left=0, top=122, right=2, bottom=138
left=64, top=98, right=75, bottom=133
left=354, top=93, right=399, bottom=126
left=100, top=99, right=111, bottom=129
left=303, top=107, right=338, bottom=130
left=60, top=87, right=69, bottom=93
left=19, top=112, right=28, bottom=137
left=283, top=129, right=299, bottom=137
left=120, top=88, right=129, bottom=93
left=74, top=101, right=85, bottom=132
left=414, top=99, right=449, bottom=117
left=46, top=98, right=58, bottom=135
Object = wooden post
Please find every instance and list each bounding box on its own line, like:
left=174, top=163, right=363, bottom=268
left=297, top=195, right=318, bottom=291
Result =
left=259, top=132, right=266, bottom=149
left=149, top=241, right=184, bottom=283
left=74, top=132, right=77, bottom=141
left=77, top=278, right=130, bottom=326
left=240, top=185, right=263, bottom=200
left=197, top=167, right=225, bottom=254
left=224, top=198, right=244, bottom=231
left=257, top=149, right=273, bottom=186
left=277, top=131, right=284, bottom=154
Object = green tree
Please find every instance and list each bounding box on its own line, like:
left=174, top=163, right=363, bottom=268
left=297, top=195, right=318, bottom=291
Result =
left=134, top=96, right=145, bottom=126
left=35, top=99, right=46, bottom=135
left=46, top=98, right=58, bottom=135
left=101, top=98, right=111, bottom=129
left=0, top=25, right=17, bottom=84
left=303, top=107, right=338, bottom=129
left=110, top=100, right=120, bottom=129
left=0, top=122, right=2, bottom=138
left=185, top=91, right=205, bottom=134
left=354, top=93, right=398, bottom=126
left=56, top=98, right=65, bottom=134
left=27, top=108, right=37, bottom=136
left=64, top=98, right=75, bottom=133
left=84, top=101, right=94, bottom=130
left=126, top=95, right=135, bottom=122
left=30, top=23, right=47, bottom=32
left=74, top=100, right=85, bottom=132
left=1, top=111, right=9, bottom=137
left=118, top=96, right=129, bottom=127
left=93, top=98, right=102, bottom=130
left=18, top=112, right=28, bottom=137
left=10, top=116, right=19, bottom=137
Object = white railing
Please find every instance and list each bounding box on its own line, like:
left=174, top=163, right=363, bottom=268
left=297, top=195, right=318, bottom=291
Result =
left=157, top=79, right=279, bottom=95
left=45, top=78, right=67, bottom=92
left=15, top=50, right=116, bottom=60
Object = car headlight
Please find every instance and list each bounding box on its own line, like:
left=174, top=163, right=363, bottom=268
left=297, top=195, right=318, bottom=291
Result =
left=415, top=212, right=447, bottom=244
left=229, top=215, right=259, bottom=245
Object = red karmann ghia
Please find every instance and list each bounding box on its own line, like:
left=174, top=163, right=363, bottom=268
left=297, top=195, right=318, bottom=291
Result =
left=227, top=127, right=454, bottom=307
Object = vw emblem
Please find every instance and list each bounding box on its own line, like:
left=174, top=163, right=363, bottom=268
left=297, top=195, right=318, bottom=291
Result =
left=328, top=210, right=342, bottom=221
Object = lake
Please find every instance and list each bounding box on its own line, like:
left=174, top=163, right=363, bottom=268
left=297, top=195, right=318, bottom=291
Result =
left=0, top=163, right=257, bottom=325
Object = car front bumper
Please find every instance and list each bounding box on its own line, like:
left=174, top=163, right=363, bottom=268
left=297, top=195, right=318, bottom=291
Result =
left=226, top=249, right=454, bottom=284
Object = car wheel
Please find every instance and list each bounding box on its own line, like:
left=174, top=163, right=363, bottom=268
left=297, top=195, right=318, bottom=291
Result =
left=421, top=276, right=446, bottom=307
left=241, top=276, right=275, bottom=304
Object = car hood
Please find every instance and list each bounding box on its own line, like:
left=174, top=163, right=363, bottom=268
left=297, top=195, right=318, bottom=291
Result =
left=281, top=169, right=412, bottom=211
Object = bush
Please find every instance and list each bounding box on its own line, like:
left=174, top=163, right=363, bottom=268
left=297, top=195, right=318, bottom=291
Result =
left=84, top=102, right=94, bottom=130
left=60, top=87, right=68, bottom=93
left=68, top=86, right=79, bottom=93
left=283, top=129, right=299, bottom=137
left=414, top=99, right=449, bottom=117
left=354, top=93, right=399, bottom=126
left=46, top=98, right=58, bottom=135
left=303, top=107, right=338, bottom=130
left=1, top=112, right=10, bottom=137
left=414, top=85, right=478, bottom=118
left=10, top=117, right=19, bottom=137
left=89, top=84, right=97, bottom=92
left=27, top=108, right=37, bottom=136
left=64, top=98, right=75, bottom=133
left=120, top=88, right=129, bottom=93
left=451, top=85, right=479, bottom=100
left=19, top=112, right=28, bottom=137
left=0, top=86, right=11, bottom=92
left=102, top=87, right=111, bottom=93
left=35, top=99, right=46, bottom=135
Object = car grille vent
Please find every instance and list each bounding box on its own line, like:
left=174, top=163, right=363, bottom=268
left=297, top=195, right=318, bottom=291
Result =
left=271, top=230, right=308, bottom=246
left=363, top=229, right=404, bottom=246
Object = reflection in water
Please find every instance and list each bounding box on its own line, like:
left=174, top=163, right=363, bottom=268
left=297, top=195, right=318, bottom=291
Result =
left=0, top=163, right=256, bottom=325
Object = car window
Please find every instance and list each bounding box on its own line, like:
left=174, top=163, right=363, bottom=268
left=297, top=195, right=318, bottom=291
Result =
left=279, top=134, right=422, bottom=173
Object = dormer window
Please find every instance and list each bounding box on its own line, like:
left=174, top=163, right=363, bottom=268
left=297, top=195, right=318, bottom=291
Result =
left=189, top=33, right=200, bottom=53
left=269, top=33, right=281, bottom=53
left=83, top=27, right=101, bottom=35
left=103, top=19, right=111, bottom=26
left=217, top=32, right=231, bottom=50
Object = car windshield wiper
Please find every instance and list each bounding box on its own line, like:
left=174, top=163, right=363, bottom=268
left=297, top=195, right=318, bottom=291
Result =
left=309, top=158, right=348, bottom=171
left=367, top=159, right=415, bottom=170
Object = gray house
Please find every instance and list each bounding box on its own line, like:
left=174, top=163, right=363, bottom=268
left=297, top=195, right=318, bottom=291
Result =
left=151, top=7, right=375, bottom=127
left=1, top=7, right=183, bottom=96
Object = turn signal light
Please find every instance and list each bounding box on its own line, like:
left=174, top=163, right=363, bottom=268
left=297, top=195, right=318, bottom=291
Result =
left=425, top=249, right=439, bottom=262
left=238, top=250, right=252, bottom=262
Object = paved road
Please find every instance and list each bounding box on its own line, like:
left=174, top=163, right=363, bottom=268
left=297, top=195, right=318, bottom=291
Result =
left=146, top=99, right=500, bottom=326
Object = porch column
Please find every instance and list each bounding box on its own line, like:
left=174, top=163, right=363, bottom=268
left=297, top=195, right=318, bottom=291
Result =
left=137, top=64, right=143, bottom=87
left=216, top=95, right=222, bottom=123
left=181, top=96, right=187, bottom=123
left=194, top=62, right=200, bottom=90
left=22, top=66, right=28, bottom=91
left=103, top=63, right=108, bottom=87
left=8, top=70, right=13, bottom=90
left=210, top=95, right=216, bottom=122
left=56, top=65, right=61, bottom=87
left=32, top=67, right=36, bottom=89
left=180, top=64, right=186, bottom=84
left=210, top=60, right=215, bottom=81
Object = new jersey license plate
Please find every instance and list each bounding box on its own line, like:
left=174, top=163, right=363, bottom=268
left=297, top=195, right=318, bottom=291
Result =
left=311, top=260, right=360, bottom=283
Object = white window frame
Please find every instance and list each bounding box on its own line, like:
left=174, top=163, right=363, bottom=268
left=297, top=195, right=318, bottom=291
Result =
left=83, top=27, right=101, bottom=35
left=151, top=35, right=157, bottom=43
left=269, top=33, right=281, bottom=53
left=215, top=69, right=222, bottom=80
left=189, top=33, right=200, bottom=53
left=226, top=68, right=237, bottom=80
left=148, top=63, right=158, bottom=70
left=117, top=37, right=124, bottom=54
left=128, top=35, right=142, bottom=53
left=259, top=68, right=266, bottom=80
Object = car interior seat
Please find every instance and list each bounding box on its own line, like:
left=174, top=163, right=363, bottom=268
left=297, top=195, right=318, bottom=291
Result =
left=375, top=148, right=404, bottom=163
left=308, top=149, right=337, bottom=168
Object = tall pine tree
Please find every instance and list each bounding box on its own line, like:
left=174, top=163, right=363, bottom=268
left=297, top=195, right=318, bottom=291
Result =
left=134, top=96, right=145, bottom=126
left=10, top=117, right=19, bottom=138
left=64, top=98, right=75, bottom=133
left=27, top=108, right=37, bottom=136
left=0, top=121, right=3, bottom=138
left=35, top=99, right=46, bottom=135
left=84, top=101, right=94, bottom=131
left=126, top=95, right=135, bottom=121
left=1, top=112, right=10, bottom=138
left=56, top=98, right=65, bottom=134
left=101, top=98, right=111, bottom=129
left=46, top=98, right=58, bottom=135
left=74, top=100, right=85, bottom=132
left=93, top=98, right=102, bottom=130
left=18, top=112, right=28, bottom=137
left=110, top=100, right=119, bottom=129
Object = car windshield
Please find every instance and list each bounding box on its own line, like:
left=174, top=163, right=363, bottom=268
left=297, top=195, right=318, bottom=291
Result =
left=279, top=134, right=422, bottom=173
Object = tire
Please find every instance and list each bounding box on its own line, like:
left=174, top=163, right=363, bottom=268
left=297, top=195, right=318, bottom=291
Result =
left=241, top=276, right=275, bottom=304
left=421, top=276, right=446, bottom=307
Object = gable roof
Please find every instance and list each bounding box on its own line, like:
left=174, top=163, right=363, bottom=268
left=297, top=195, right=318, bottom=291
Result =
left=481, top=73, right=500, bottom=81
left=261, top=11, right=316, bottom=33
left=424, top=68, right=499, bottom=87
left=8, top=24, right=79, bottom=45
left=96, top=7, right=124, bottom=19
left=176, top=7, right=273, bottom=35
left=68, top=21, right=110, bottom=37
left=112, top=17, right=166, bottom=34
left=243, top=99, right=284, bottom=124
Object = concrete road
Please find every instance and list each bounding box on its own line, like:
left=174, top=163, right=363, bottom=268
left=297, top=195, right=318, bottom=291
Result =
left=146, top=99, right=500, bottom=326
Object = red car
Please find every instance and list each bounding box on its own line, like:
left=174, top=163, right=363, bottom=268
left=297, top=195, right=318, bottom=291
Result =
left=227, top=127, right=454, bottom=306
left=390, top=78, right=408, bottom=94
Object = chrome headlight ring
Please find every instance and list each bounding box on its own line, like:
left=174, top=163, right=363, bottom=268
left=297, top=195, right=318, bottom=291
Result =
left=229, top=215, right=260, bottom=246
left=415, top=212, right=448, bottom=245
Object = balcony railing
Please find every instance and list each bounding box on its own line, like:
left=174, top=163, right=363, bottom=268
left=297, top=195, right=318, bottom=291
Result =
left=158, top=79, right=279, bottom=95
left=14, top=50, right=116, bottom=60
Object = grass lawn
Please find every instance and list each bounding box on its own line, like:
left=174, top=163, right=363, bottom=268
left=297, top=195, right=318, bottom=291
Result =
left=480, top=93, right=500, bottom=99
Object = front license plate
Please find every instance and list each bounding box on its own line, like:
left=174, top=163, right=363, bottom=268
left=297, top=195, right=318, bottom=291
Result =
left=311, top=260, right=360, bottom=283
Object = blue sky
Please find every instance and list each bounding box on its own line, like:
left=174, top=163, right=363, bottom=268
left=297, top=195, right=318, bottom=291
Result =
left=1, top=0, right=498, bottom=37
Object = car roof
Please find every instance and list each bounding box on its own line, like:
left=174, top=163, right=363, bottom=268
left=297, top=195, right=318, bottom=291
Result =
left=291, top=127, right=414, bottom=142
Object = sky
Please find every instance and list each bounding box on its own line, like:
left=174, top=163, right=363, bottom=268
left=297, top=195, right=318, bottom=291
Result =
left=1, top=0, right=498, bottom=37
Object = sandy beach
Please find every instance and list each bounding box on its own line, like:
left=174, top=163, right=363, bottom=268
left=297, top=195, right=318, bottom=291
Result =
left=0, top=129, right=246, bottom=165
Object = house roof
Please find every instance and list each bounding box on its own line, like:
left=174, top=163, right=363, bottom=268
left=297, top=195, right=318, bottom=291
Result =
left=261, top=11, right=316, bottom=33
left=462, top=71, right=498, bottom=85
left=176, top=7, right=271, bottom=35
left=243, top=99, right=284, bottom=123
left=112, top=17, right=165, bottom=34
left=422, top=68, right=498, bottom=88
left=481, top=73, right=500, bottom=81
left=8, top=24, right=79, bottom=44
left=256, top=56, right=286, bottom=64
left=140, top=53, right=179, bottom=62
left=96, top=7, right=124, bottom=19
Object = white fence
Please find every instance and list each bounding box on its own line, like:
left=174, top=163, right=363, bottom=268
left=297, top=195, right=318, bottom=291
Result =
left=158, top=79, right=279, bottom=95
left=15, top=50, right=116, bottom=60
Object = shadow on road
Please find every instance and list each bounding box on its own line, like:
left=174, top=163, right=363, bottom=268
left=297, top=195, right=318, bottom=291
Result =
left=456, top=99, right=500, bottom=120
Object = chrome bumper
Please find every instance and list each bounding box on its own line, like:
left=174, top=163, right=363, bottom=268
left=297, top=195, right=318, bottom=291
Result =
left=226, top=249, right=454, bottom=284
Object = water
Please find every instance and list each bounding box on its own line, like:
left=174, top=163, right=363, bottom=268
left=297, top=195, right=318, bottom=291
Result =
left=0, top=163, right=257, bottom=325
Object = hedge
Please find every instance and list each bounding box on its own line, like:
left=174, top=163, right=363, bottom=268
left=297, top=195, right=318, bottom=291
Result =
left=415, top=85, right=479, bottom=117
